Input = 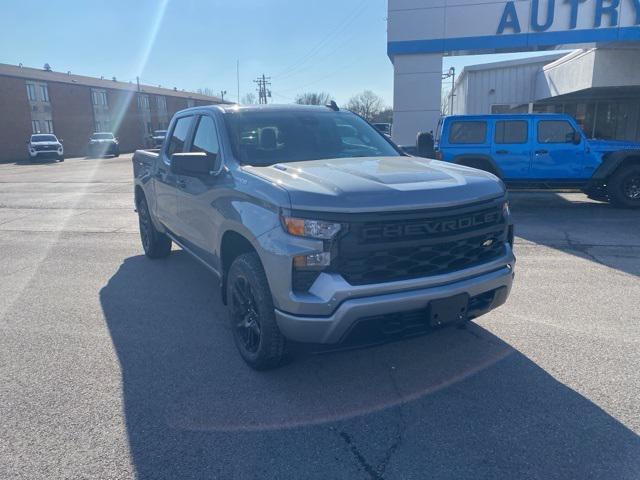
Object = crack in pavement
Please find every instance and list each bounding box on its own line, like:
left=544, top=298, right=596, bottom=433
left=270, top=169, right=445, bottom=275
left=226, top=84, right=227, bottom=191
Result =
left=337, top=366, right=408, bottom=480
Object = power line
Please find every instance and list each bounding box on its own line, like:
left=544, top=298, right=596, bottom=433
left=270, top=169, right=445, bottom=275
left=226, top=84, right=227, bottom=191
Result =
left=254, top=74, right=272, bottom=104
left=272, top=0, right=369, bottom=80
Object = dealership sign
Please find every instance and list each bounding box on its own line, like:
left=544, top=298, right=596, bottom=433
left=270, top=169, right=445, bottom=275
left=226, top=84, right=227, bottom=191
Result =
left=498, top=0, right=640, bottom=34
left=388, top=0, right=640, bottom=56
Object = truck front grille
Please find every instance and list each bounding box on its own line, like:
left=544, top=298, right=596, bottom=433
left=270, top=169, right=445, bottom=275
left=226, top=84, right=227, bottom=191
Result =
left=334, top=200, right=507, bottom=286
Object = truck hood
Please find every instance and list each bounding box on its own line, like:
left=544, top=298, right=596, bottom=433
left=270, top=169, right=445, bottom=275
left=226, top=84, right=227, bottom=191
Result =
left=244, top=156, right=505, bottom=212
left=587, top=139, right=640, bottom=153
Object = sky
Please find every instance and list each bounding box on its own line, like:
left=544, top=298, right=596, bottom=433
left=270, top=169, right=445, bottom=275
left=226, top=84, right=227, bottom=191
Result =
left=0, top=0, right=567, bottom=107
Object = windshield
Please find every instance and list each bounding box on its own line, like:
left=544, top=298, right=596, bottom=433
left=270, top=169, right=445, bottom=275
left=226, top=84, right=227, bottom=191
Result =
left=91, top=133, right=114, bottom=140
left=224, top=109, right=400, bottom=166
left=31, top=134, right=57, bottom=142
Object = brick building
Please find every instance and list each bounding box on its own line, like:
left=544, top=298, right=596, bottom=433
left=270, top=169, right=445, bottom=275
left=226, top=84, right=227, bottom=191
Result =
left=0, top=63, right=227, bottom=162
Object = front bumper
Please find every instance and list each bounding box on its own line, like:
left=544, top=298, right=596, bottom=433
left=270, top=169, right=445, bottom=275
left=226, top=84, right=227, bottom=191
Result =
left=274, top=259, right=514, bottom=344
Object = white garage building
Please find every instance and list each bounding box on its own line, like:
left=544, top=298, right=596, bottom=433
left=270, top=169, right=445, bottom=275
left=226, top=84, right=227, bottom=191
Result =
left=387, top=0, right=640, bottom=144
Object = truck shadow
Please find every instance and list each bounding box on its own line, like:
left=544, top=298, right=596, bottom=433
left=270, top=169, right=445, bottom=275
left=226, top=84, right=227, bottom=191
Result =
left=510, top=191, right=640, bottom=277
left=100, top=252, right=640, bottom=479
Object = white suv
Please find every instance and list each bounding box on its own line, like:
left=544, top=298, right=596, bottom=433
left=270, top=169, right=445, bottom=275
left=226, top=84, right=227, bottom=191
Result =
left=27, top=134, right=64, bottom=162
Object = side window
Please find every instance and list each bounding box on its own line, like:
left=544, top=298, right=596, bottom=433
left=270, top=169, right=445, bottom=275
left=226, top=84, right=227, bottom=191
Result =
left=166, top=116, right=192, bottom=158
left=495, top=121, right=528, bottom=144
left=448, top=121, right=487, bottom=144
left=537, top=120, right=576, bottom=144
left=190, top=116, right=220, bottom=157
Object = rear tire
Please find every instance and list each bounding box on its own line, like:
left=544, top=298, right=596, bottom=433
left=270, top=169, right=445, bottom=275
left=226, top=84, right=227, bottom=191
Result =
left=137, top=196, right=172, bottom=258
left=607, top=165, right=640, bottom=208
left=227, top=252, right=286, bottom=370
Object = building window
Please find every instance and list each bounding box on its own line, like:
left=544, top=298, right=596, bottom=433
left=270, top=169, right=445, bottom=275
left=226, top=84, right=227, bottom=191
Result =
left=92, top=90, right=108, bottom=106
left=491, top=104, right=528, bottom=114
left=138, top=94, right=150, bottom=110
left=26, top=83, right=37, bottom=101
left=32, top=120, right=40, bottom=133
left=42, top=120, right=54, bottom=133
left=157, top=96, right=167, bottom=112
left=40, top=84, right=50, bottom=102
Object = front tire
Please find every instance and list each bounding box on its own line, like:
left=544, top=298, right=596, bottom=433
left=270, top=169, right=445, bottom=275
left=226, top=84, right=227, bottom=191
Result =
left=607, top=165, right=640, bottom=208
left=227, top=252, right=286, bottom=370
left=137, top=196, right=172, bottom=258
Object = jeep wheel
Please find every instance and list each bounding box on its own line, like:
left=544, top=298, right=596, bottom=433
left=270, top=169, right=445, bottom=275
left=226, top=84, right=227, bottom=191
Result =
left=608, top=165, right=640, bottom=208
left=227, top=252, right=286, bottom=370
left=137, top=196, right=172, bottom=258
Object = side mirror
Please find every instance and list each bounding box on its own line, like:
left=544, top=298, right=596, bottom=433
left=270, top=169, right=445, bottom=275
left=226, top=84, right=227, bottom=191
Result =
left=572, top=131, right=582, bottom=145
left=171, top=152, right=216, bottom=176
left=59, top=139, right=64, bottom=143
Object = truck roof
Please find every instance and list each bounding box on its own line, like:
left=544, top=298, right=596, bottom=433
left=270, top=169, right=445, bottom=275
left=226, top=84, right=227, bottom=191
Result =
left=180, top=103, right=346, bottom=115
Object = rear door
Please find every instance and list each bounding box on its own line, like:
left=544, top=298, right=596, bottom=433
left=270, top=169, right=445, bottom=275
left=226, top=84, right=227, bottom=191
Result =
left=175, top=114, right=225, bottom=269
left=531, top=118, right=586, bottom=180
left=491, top=119, right=531, bottom=180
left=154, top=115, right=194, bottom=232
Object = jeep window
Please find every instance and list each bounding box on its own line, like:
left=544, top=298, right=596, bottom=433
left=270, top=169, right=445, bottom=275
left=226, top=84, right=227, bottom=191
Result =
left=537, top=120, right=576, bottom=144
left=224, top=109, right=400, bottom=166
left=166, top=116, right=193, bottom=157
left=448, top=121, right=487, bottom=144
left=495, top=121, right=528, bottom=144
left=31, top=134, right=57, bottom=142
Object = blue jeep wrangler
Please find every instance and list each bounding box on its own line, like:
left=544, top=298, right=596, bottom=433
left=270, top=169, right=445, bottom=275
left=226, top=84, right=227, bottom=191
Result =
left=434, top=114, right=640, bottom=208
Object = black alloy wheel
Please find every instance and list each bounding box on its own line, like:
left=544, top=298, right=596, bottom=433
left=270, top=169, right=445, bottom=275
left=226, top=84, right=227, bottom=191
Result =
left=230, top=276, right=262, bottom=354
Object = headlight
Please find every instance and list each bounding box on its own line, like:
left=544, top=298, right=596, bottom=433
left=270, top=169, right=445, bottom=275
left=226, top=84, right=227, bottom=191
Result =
left=282, top=217, right=341, bottom=240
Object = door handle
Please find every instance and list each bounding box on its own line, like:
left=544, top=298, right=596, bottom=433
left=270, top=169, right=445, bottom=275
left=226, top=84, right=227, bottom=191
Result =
left=496, top=150, right=509, bottom=155
left=535, top=150, right=548, bottom=155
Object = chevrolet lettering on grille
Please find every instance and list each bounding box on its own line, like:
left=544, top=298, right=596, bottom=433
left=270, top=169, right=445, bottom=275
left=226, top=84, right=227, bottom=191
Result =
left=360, top=211, right=501, bottom=241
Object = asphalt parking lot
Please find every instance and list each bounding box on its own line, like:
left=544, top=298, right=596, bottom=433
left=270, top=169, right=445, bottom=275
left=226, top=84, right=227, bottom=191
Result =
left=1, top=154, right=639, bottom=479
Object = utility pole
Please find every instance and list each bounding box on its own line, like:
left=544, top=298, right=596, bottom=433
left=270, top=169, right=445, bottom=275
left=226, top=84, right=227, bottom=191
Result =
left=237, top=60, right=240, bottom=104
left=442, top=67, right=456, bottom=115
left=220, top=90, right=227, bottom=101
left=254, top=74, right=272, bottom=105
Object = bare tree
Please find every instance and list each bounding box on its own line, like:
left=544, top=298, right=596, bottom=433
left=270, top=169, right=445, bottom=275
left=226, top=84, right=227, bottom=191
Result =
left=346, top=90, right=385, bottom=121
left=197, top=87, right=216, bottom=97
left=241, top=93, right=257, bottom=105
left=371, top=108, right=393, bottom=124
left=295, top=92, right=332, bottom=105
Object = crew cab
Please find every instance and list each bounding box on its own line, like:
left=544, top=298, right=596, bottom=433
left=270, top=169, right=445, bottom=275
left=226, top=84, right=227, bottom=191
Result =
left=133, top=104, right=515, bottom=369
left=434, top=114, right=640, bottom=208
left=26, top=134, right=64, bottom=162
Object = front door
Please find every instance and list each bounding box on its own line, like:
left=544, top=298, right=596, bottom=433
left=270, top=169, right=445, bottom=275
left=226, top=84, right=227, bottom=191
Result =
left=176, top=114, right=224, bottom=271
left=531, top=119, right=586, bottom=180
left=153, top=115, right=194, bottom=233
left=491, top=119, right=531, bottom=179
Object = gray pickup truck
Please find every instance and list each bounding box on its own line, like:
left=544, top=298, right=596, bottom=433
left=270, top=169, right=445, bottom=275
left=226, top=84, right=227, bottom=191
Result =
left=132, top=104, right=515, bottom=369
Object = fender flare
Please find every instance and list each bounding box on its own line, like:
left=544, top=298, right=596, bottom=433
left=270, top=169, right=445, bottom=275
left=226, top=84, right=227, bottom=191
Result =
left=592, top=149, right=640, bottom=180
left=452, top=154, right=504, bottom=179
